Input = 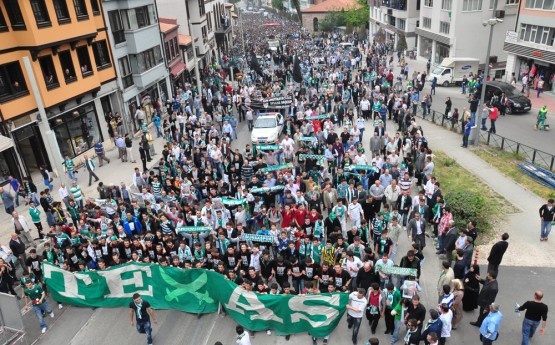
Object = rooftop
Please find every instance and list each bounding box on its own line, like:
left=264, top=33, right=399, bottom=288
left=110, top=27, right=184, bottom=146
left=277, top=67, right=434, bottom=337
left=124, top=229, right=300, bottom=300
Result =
left=301, top=0, right=361, bottom=13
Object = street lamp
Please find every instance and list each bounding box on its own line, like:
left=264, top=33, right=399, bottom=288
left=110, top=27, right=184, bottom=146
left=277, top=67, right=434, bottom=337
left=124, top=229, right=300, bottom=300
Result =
left=470, top=0, right=500, bottom=145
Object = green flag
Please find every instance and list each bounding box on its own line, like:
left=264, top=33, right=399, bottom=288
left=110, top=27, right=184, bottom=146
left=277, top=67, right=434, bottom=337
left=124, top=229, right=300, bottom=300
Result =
left=244, top=234, right=275, bottom=243
left=260, top=163, right=293, bottom=174
left=250, top=185, right=285, bottom=194
left=42, top=262, right=348, bottom=337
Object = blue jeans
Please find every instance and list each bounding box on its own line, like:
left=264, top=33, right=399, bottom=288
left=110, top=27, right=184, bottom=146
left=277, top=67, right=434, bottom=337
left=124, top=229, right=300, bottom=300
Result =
left=347, top=315, right=362, bottom=344
left=540, top=220, right=552, bottom=239
left=67, top=170, right=77, bottom=181
left=44, top=178, right=53, bottom=190
left=136, top=320, right=153, bottom=344
left=33, top=301, right=52, bottom=329
left=462, top=84, right=467, bottom=94
left=522, top=318, right=540, bottom=345
left=391, top=318, right=402, bottom=344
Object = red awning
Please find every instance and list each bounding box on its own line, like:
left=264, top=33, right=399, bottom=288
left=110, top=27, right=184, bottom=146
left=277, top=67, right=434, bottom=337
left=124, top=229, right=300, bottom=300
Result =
left=171, top=61, right=186, bottom=78
left=262, top=23, right=280, bottom=27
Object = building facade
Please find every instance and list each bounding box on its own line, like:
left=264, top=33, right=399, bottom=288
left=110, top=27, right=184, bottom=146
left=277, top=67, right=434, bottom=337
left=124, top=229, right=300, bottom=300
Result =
left=159, top=18, right=187, bottom=93
left=415, top=0, right=518, bottom=69
left=369, top=0, right=421, bottom=51
left=504, top=0, right=555, bottom=92
left=0, top=0, right=119, bottom=182
left=102, top=0, right=171, bottom=134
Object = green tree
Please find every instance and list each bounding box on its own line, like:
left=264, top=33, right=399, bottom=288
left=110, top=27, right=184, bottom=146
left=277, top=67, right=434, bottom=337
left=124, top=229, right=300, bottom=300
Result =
left=319, top=11, right=346, bottom=32
left=374, top=27, right=386, bottom=44
left=292, top=0, right=302, bottom=24
left=396, top=32, right=408, bottom=52
left=342, top=0, right=369, bottom=28
left=271, top=0, right=284, bottom=11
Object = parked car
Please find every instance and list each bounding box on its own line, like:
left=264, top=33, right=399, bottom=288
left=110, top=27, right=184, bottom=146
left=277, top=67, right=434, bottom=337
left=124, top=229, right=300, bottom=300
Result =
left=251, top=112, right=284, bottom=144
left=475, top=81, right=532, bottom=114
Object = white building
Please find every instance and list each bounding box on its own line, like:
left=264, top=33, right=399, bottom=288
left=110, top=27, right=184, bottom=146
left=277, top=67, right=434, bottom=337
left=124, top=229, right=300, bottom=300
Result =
left=102, top=0, right=171, bottom=133
left=415, top=0, right=518, bottom=71
left=369, top=0, right=421, bottom=51
left=503, top=0, right=555, bottom=93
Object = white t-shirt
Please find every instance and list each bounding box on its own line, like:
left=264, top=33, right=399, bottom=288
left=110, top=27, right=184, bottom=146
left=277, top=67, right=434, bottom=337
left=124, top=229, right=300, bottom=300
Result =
left=347, top=292, right=368, bottom=318
left=343, top=256, right=363, bottom=278
left=439, top=310, right=453, bottom=337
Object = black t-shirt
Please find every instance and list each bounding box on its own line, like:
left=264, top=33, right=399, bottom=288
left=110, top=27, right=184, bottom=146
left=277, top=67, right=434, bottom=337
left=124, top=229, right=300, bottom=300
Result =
left=129, top=300, right=151, bottom=322
left=520, top=301, right=548, bottom=322
left=333, top=269, right=351, bottom=289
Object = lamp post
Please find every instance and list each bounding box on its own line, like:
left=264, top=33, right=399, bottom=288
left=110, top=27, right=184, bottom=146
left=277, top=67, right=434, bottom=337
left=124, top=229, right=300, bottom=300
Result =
left=470, top=0, right=500, bottom=145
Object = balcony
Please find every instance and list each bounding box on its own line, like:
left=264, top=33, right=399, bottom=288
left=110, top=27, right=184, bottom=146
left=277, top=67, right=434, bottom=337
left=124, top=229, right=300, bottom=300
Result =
left=382, top=0, right=407, bottom=10
left=215, top=22, right=231, bottom=34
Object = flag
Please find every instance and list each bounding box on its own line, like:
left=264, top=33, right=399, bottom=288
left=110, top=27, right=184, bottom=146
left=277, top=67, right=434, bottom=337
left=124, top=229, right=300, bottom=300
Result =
left=292, top=56, right=302, bottom=83
left=249, top=50, right=264, bottom=77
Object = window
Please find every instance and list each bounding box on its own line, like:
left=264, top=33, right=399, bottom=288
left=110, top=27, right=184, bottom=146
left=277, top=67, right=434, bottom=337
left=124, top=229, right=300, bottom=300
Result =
left=92, top=40, right=111, bottom=69
left=108, top=11, right=125, bottom=44
left=53, top=0, right=71, bottom=23
left=76, top=46, right=93, bottom=76
left=131, top=46, right=163, bottom=72
left=172, top=37, right=178, bottom=58
left=73, top=0, right=88, bottom=19
left=506, top=0, right=519, bottom=4
left=164, top=42, right=171, bottom=62
left=199, top=0, right=206, bottom=16
left=3, top=0, right=25, bottom=29
left=58, top=50, right=77, bottom=83
left=202, top=26, right=208, bottom=44
left=0, top=8, right=8, bottom=32
left=440, top=21, right=450, bottom=34
left=49, top=103, right=104, bottom=158
left=38, top=56, right=59, bottom=90
left=186, top=47, right=194, bottom=61
left=123, top=5, right=156, bottom=30
left=424, top=0, right=433, bottom=7
left=519, top=23, right=555, bottom=46
left=525, top=0, right=554, bottom=9
left=118, top=56, right=133, bottom=88
left=0, top=62, right=28, bottom=102
left=90, top=0, right=100, bottom=14
left=463, top=0, right=483, bottom=11
left=397, top=18, right=406, bottom=30
left=441, top=0, right=452, bottom=10
left=423, top=17, right=432, bottom=28
left=30, top=0, right=51, bottom=27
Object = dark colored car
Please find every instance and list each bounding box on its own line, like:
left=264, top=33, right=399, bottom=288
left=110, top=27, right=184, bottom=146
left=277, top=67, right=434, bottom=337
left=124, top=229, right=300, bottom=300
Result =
left=475, top=81, right=532, bottom=114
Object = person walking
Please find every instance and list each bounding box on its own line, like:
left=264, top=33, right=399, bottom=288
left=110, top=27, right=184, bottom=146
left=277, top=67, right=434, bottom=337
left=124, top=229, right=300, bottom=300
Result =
left=0, top=187, right=15, bottom=214
left=536, top=105, right=548, bottom=130
left=470, top=271, right=499, bottom=327
left=129, top=293, right=157, bottom=345
left=11, top=211, right=35, bottom=247
left=7, top=176, right=20, bottom=207
left=116, top=134, right=127, bottom=162
left=39, top=165, right=53, bottom=190
left=22, top=279, right=54, bottom=334
left=62, top=155, right=77, bottom=181
left=539, top=198, right=554, bottom=241
left=347, top=288, right=368, bottom=345
left=125, top=134, right=137, bottom=163
left=516, top=290, right=548, bottom=345
left=83, top=154, right=100, bottom=187
left=487, top=233, right=509, bottom=276
left=488, top=104, right=499, bottom=134
left=235, top=325, right=251, bottom=345
left=461, top=115, right=472, bottom=148
left=479, top=304, right=503, bottom=345
left=94, top=140, right=111, bottom=166
left=69, top=180, right=85, bottom=208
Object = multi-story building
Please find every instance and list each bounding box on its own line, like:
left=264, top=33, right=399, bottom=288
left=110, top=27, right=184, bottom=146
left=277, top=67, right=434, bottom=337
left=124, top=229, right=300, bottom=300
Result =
left=159, top=18, right=187, bottom=93
left=369, top=0, right=421, bottom=51
left=102, top=0, right=171, bottom=133
left=504, top=0, right=555, bottom=93
left=415, top=0, right=518, bottom=68
left=0, top=0, right=119, bottom=181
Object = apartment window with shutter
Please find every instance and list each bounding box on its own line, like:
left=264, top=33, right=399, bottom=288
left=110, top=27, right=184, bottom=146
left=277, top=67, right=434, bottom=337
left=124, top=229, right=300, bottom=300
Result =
left=53, top=0, right=71, bottom=23
left=423, top=17, right=432, bottom=29
left=463, top=0, right=483, bottom=11
left=119, top=56, right=133, bottom=88
left=440, top=21, right=450, bottom=34
left=92, top=40, right=112, bottom=69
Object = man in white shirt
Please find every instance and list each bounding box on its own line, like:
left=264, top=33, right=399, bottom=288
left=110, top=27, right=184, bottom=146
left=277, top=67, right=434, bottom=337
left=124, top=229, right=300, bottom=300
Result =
left=343, top=250, right=363, bottom=288
left=347, top=198, right=364, bottom=228
left=58, top=183, right=70, bottom=207
left=235, top=325, right=251, bottom=345
left=347, top=288, right=368, bottom=345
left=439, top=303, right=453, bottom=344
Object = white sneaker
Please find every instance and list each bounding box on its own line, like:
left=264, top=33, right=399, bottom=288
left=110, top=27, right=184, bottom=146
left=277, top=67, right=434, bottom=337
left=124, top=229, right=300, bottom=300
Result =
left=41, top=327, right=47, bottom=334
left=267, top=330, right=272, bottom=335
left=50, top=312, right=54, bottom=318
left=58, top=304, right=63, bottom=309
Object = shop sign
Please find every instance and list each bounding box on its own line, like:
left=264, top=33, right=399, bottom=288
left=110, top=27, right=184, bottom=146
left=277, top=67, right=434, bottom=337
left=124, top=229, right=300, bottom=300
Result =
left=505, top=31, right=518, bottom=43
left=531, top=51, right=544, bottom=58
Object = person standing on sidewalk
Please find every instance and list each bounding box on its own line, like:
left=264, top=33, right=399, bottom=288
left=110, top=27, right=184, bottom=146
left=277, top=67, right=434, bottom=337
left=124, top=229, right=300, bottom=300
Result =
left=462, top=115, right=472, bottom=148
left=83, top=154, right=99, bottom=187
left=62, top=155, right=77, bottom=181
left=116, top=134, right=127, bottom=162
left=245, top=107, right=254, bottom=131
left=539, top=198, right=555, bottom=241
left=1, top=187, right=15, bottom=214
left=23, top=279, right=54, bottom=334
left=129, top=293, right=157, bottom=345
left=516, top=290, right=548, bottom=345
left=11, top=211, right=35, bottom=247
left=486, top=233, right=509, bottom=276
left=28, top=201, right=45, bottom=240
left=7, top=176, right=20, bottom=207
left=488, top=104, right=499, bottom=134
left=479, top=304, right=503, bottom=345
left=125, top=134, right=137, bottom=163
left=470, top=271, right=499, bottom=327
left=347, top=288, right=368, bottom=345
left=94, top=140, right=111, bottom=166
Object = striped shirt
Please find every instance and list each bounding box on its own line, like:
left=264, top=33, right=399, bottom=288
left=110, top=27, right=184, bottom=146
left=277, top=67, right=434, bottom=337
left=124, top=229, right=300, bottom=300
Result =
left=399, top=178, right=412, bottom=191
left=64, top=159, right=75, bottom=171
left=70, top=185, right=83, bottom=201
left=151, top=181, right=162, bottom=196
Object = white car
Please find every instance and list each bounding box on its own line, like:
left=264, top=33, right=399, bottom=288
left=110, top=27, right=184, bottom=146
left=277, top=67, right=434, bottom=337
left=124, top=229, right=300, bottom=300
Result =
left=251, top=112, right=284, bottom=144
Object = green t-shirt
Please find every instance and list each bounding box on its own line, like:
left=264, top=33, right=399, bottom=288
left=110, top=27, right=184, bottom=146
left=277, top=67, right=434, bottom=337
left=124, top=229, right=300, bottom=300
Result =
left=24, top=284, right=44, bottom=302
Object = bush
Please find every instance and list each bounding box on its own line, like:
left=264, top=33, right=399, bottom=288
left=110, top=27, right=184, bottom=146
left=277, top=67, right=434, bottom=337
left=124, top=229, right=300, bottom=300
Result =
left=444, top=189, right=489, bottom=232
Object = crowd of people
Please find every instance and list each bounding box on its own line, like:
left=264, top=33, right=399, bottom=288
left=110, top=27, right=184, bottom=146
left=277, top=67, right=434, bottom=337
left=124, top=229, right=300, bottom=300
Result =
left=0, top=9, right=550, bottom=345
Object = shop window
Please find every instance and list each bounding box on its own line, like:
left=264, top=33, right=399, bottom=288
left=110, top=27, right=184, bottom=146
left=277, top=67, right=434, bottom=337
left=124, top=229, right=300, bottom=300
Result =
left=58, top=50, right=77, bottom=83
left=30, top=0, right=51, bottom=28
left=76, top=46, right=93, bottom=77
left=108, top=11, right=126, bottom=44
left=53, top=0, right=71, bottom=24
left=0, top=62, right=28, bottom=102
left=39, top=56, right=59, bottom=90
left=49, top=103, right=103, bottom=158
left=73, top=0, right=88, bottom=20
left=0, top=8, right=8, bottom=32
left=90, top=0, right=100, bottom=15
left=3, top=0, right=26, bottom=30
left=92, top=40, right=112, bottom=69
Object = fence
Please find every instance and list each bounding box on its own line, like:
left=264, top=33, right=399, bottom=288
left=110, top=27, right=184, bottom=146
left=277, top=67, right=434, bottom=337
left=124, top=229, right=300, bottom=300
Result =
left=412, top=108, right=555, bottom=172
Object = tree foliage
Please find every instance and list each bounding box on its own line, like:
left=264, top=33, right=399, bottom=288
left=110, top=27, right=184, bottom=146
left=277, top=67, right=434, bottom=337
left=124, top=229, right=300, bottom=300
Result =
left=292, top=0, right=302, bottom=24
left=374, top=28, right=386, bottom=44
left=318, top=11, right=346, bottom=32
left=342, top=0, right=369, bottom=28
left=396, top=32, right=408, bottom=52
left=271, top=0, right=284, bottom=11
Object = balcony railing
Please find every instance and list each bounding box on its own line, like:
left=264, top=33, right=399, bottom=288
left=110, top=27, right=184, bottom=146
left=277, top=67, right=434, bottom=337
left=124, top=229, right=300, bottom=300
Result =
left=382, top=0, right=407, bottom=10
left=215, top=22, right=231, bottom=33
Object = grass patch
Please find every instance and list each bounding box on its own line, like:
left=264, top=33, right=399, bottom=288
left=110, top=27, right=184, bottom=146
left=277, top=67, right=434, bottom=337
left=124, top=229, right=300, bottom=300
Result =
left=433, top=151, right=508, bottom=243
left=474, top=148, right=555, bottom=200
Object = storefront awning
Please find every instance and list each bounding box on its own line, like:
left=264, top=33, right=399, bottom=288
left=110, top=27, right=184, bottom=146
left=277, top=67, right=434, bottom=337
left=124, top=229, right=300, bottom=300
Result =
left=0, top=135, right=14, bottom=152
left=171, top=61, right=186, bottom=78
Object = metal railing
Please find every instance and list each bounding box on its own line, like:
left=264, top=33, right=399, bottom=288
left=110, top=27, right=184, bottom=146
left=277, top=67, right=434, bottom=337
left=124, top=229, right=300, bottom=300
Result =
left=411, top=109, right=555, bottom=172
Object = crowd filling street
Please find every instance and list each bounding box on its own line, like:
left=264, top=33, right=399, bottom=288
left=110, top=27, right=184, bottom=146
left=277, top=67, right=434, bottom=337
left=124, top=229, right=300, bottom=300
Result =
left=0, top=9, right=552, bottom=345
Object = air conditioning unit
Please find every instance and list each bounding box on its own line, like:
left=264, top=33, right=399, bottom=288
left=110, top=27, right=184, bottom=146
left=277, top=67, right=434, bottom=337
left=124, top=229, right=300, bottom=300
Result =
left=489, top=56, right=498, bottom=64
left=495, top=10, right=505, bottom=18
left=387, top=9, right=393, bottom=15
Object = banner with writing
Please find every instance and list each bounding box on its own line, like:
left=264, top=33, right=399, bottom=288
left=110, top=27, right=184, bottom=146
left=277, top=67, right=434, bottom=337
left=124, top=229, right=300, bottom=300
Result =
left=244, top=234, right=275, bottom=243
left=375, top=265, right=418, bottom=277
left=346, top=165, right=379, bottom=172
left=176, top=226, right=213, bottom=233
left=260, top=163, right=293, bottom=173
left=250, top=185, right=285, bottom=194
left=43, top=263, right=348, bottom=337
left=255, top=144, right=282, bottom=151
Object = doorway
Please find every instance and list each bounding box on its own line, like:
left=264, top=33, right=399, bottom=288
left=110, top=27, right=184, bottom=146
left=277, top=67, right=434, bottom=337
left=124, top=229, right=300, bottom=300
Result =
left=12, top=123, right=50, bottom=175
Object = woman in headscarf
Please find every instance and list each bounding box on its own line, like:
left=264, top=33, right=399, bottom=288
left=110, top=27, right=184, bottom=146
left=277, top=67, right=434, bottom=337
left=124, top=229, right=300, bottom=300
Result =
left=451, top=278, right=464, bottom=329
left=462, top=264, right=480, bottom=311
